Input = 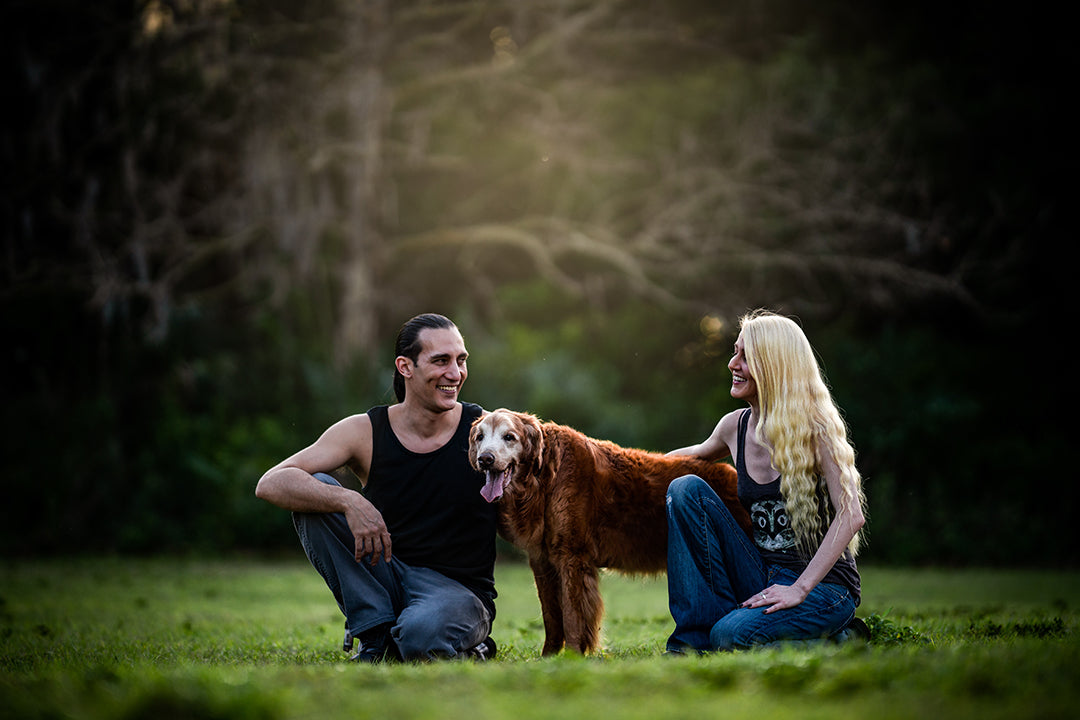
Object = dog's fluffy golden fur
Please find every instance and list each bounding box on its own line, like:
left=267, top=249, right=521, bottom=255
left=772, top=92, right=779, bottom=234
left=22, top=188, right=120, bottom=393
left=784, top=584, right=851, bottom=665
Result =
left=470, top=409, right=750, bottom=655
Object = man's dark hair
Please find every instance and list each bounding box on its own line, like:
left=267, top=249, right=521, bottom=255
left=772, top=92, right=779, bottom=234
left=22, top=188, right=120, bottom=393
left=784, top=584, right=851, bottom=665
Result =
left=393, top=313, right=457, bottom=402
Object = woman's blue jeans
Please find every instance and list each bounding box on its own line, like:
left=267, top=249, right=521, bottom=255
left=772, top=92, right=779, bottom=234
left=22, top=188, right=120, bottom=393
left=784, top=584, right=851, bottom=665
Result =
left=292, top=473, right=492, bottom=661
left=666, top=475, right=855, bottom=653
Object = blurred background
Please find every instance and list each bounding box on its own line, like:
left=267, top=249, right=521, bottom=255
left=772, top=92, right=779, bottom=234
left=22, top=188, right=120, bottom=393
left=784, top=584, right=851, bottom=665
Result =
left=2, top=0, right=1069, bottom=566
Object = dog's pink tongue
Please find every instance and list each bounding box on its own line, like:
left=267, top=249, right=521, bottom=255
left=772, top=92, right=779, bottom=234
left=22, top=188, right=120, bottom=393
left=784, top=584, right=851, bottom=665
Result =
left=480, top=469, right=508, bottom=503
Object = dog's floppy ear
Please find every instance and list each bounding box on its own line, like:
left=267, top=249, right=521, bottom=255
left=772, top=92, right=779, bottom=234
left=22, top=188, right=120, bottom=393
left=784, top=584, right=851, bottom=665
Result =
left=521, top=412, right=545, bottom=475
left=468, top=414, right=484, bottom=466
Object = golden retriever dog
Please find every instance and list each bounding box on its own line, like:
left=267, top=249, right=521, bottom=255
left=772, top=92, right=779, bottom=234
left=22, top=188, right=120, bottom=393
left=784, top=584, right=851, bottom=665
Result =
left=469, top=408, right=751, bottom=655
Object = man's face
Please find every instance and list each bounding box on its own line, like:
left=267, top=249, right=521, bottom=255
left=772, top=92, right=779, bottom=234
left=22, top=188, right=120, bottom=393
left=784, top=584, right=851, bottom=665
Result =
left=402, top=327, right=468, bottom=411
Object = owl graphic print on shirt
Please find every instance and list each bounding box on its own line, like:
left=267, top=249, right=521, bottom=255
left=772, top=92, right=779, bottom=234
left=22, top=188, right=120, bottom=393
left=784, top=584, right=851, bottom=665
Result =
left=751, top=498, right=796, bottom=551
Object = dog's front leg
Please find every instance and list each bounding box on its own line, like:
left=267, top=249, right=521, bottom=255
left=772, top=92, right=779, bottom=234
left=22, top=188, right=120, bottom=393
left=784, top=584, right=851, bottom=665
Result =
left=529, top=555, right=565, bottom=656
left=555, top=555, right=603, bottom=654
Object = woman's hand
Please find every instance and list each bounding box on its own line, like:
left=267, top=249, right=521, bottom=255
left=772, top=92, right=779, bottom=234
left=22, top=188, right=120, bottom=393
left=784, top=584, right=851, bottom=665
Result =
left=742, top=583, right=808, bottom=613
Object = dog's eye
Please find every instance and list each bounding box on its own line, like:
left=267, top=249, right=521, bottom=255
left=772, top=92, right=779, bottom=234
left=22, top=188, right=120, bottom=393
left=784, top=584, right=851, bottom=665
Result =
left=475, top=431, right=484, bottom=442
left=503, top=433, right=516, bottom=443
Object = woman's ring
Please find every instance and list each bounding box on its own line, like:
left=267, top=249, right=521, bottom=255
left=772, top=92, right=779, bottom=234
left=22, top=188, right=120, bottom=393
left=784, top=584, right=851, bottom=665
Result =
left=760, top=592, right=767, bottom=601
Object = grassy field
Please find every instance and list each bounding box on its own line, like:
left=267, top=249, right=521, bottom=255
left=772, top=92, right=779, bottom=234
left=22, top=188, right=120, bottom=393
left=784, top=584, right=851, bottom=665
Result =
left=1, top=558, right=1077, bottom=719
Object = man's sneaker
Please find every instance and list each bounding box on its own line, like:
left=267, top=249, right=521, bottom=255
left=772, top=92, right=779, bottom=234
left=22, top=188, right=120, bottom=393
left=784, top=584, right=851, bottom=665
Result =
left=346, top=624, right=395, bottom=664
left=349, top=638, right=388, bottom=664
left=464, top=636, right=497, bottom=661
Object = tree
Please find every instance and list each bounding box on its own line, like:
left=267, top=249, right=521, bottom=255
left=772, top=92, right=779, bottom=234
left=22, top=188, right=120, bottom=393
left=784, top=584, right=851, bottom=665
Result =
left=5, top=0, right=993, bottom=369
left=2, top=0, right=1067, bottom=560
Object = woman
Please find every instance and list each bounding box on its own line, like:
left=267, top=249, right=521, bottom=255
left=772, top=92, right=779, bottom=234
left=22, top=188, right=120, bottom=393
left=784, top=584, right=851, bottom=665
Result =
left=665, top=309, right=866, bottom=653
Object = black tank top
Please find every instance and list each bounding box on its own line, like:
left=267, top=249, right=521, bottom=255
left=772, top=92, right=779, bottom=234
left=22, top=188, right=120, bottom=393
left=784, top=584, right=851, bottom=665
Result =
left=364, top=402, right=497, bottom=616
left=736, top=409, right=861, bottom=605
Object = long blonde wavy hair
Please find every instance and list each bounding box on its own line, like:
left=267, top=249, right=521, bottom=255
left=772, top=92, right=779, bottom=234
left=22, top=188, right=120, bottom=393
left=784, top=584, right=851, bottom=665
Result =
left=739, top=310, right=866, bottom=557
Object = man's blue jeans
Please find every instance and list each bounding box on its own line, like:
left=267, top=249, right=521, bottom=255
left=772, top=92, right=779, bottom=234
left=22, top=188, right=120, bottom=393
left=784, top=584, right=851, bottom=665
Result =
left=292, top=473, right=492, bottom=660
left=666, top=475, right=855, bottom=653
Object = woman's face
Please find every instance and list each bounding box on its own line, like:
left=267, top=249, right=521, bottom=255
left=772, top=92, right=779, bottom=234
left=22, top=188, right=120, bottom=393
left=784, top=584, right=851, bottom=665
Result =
left=728, top=332, right=758, bottom=404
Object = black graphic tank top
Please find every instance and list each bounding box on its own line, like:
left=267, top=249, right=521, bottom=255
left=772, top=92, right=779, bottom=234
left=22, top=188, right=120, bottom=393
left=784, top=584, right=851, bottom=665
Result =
left=736, top=409, right=861, bottom=605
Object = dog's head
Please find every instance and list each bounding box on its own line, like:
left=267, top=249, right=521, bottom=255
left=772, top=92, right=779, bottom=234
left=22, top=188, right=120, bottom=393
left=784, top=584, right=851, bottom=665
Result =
left=469, top=409, right=544, bottom=503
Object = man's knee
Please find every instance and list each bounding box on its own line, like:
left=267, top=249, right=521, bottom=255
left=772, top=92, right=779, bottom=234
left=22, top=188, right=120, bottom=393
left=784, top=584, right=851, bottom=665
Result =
left=394, top=593, right=488, bottom=660
left=292, top=474, right=344, bottom=531
left=312, top=472, right=339, bottom=486
left=392, top=619, right=442, bottom=660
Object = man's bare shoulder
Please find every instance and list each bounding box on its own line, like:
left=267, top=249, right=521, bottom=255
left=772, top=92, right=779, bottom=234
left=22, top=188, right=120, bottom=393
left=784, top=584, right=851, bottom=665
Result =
left=314, top=411, right=371, bottom=459
left=332, top=412, right=373, bottom=432
left=334, top=412, right=376, bottom=442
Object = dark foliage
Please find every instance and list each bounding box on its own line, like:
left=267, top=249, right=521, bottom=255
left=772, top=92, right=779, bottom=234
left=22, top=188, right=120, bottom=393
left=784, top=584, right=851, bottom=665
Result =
left=0, top=0, right=1070, bottom=564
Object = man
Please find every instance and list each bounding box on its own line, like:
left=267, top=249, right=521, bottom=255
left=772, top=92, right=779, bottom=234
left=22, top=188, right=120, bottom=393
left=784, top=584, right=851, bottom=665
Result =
left=255, top=313, right=497, bottom=662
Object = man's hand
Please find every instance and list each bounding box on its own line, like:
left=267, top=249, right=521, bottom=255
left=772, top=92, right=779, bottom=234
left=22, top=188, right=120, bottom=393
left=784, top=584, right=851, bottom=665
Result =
left=344, top=494, right=392, bottom=565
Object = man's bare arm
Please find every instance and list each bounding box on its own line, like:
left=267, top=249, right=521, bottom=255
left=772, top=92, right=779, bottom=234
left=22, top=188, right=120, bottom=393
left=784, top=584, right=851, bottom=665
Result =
left=255, top=414, right=391, bottom=564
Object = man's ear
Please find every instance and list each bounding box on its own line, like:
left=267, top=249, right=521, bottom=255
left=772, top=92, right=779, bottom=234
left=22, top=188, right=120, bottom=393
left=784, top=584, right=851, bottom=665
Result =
left=395, top=356, right=413, bottom=378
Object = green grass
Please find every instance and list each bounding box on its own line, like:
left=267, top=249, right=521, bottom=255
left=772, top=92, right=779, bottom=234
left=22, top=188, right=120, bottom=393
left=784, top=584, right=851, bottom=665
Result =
left=1, top=558, right=1078, bottom=719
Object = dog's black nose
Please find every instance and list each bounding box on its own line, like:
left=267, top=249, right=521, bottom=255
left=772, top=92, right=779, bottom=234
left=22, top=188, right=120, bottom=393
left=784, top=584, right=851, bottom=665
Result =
left=477, top=451, right=494, bottom=470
